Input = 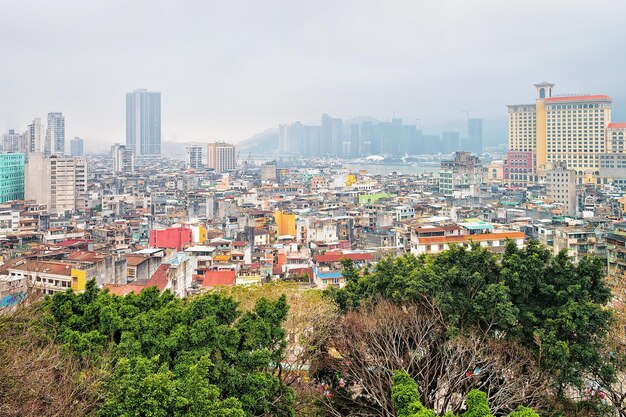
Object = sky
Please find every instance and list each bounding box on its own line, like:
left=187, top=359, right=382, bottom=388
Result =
left=2, top=0, right=626, bottom=152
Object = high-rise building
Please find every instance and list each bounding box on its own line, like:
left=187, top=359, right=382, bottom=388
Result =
left=545, top=162, right=577, bottom=217
left=185, top=144, right=203, bottom=169
left=111, top=144, right=134, bottom=173
left=320, top=114, right=343, bottom=156
left=467, top=119, right=483, bottom=154
left=46, top=112, right=65, bottom=156
left=2, top=130, right=24, bottom=153
left=207, top=142, right=236, bottom=173
left=25, top=153, right=87, bottom=214
left=441, top=131, right=460, bottom=154
left=508, top=82, right=618, bottom=184
left=0, top=153, right=25, bottom=203
left=126, top=89, right=161, bottom=156
left=27, top=118, right=44, bottom=153
left=70, top=137, right=84, bottom=157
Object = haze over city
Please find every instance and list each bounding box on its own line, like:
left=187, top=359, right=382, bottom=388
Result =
left=2, top=0, right=626, bottom=152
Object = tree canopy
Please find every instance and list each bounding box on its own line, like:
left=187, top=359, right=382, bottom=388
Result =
left=45, top=281, right=295, bottom=416
left=327, top=240, right=613, bottom=390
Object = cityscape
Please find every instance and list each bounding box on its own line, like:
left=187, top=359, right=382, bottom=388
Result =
left=2, top=2, right=626, bottom=417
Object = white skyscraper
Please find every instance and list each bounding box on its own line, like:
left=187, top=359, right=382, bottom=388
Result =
left=27, top=118, right=44, bottom=153
left=46, top=112, right=65, bottom=156
left=185, top=144, right=203, bottom=169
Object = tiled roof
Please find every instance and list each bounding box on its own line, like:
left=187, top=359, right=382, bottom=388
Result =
left=146, top=264, right=169, bottom=291
left=608, top=122, right=626, bottom=129
left=200, top=270, right=236, bottom=287
left=545, top=95, right=611, bottom=103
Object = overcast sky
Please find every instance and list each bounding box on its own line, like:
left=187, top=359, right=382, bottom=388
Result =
left=2, top=0, right=626, bottom=151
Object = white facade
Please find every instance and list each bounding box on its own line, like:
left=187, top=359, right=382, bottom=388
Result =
left=185, top=144, right=203, bottom=169
left=112, top=143, right=134, bottom=173
left=27, top=118, right=44, bottom=153
left=546, top=163, right=577, bottom=217
left=25, top=153, right=87, bottom=214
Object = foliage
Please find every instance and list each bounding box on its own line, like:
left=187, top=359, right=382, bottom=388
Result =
left=316, top=301, right=546, bottom=416
left=392, top=370, right=538, bottom=417
left=327, top=241, right=612, bottom=390
left=44, top=281, right=294, bottom=416
left=216, top=282, right=340, bottom=416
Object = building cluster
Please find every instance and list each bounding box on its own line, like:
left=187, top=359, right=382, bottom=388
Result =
left=2, top=81, right=626, bottom=314
left=279, top=114, right=483, bottom=157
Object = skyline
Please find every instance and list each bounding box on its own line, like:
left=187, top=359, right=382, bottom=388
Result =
left=2, top=1, right=626, bottom=152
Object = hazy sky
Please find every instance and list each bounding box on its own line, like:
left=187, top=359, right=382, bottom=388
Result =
left=2, top=0, right=626, bottom=151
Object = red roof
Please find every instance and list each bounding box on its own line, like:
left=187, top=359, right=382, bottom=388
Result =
left=146, top=264, right=169, bottom=291
left=608, top=122, right=626, bottom=129
left=200, top=270, right=236, bottom=287
left=314, top=252, right=373, bottom=263
left=105, top=284, right=147, bottom=296
left=545, top=95, right=611, bottom=103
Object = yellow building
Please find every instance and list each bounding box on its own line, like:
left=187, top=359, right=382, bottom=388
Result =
left=71, top=269, right=87, bottom=292
left=346, top=174, right=357, bottom=187
left=508, top=82, right=614, bottom=184
left=274, top=210, right=296, bottom=237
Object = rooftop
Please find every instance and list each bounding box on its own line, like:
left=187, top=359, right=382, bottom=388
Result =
left=545, top=94, right=611, bottom=103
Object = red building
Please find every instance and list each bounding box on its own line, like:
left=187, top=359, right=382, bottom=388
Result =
left=149, top=227, right=192, bottom=251
left=504, top=151, right=535, bottom=186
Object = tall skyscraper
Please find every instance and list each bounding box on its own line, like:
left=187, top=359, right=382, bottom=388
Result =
left=27, top=118, right=44, bottom=153
left=320, top=114, right=343, bottom=156
left=25, top=153, right=87, bottom=214
left=70, top=137, right=84, bottom=157
left=46, top=112, right=65, bottom=155
left=111, top=143, right=134, bottom=173
left=126, top=89, right=161, bottom=156
left=207, top=142, right=236, bottom=173
left=467, top=119, right=483, bottom=154
left=0, top=153, right=25, bottom=203
left=185, top=144, right=203, bottom=169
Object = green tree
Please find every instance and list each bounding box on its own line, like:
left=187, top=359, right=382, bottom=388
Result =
left=44, top=282, right=295, bottom=416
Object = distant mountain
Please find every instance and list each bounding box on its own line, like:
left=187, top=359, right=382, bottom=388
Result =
left=237, top=128, right=279, bottom=154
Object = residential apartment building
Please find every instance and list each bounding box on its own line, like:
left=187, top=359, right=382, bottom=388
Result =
left=438, top=151, right=486, bottom=197
left=70, top=137, right=84, bottom=157
left=545, top=162, right=577, bottom=217
left=112, top=143, right=134, bottom=173
left=185, top=144, right=203, bottom=169
left=25, top=153, right=87, bottom=214
left=207, top=142, right=236, bottom=173
left=2, top=130, right=25, bottom=153
left=0, top=153, right=25, bottom=203
left=27, top=118, right=44, bottom=153
left=46, top=112, right=65, bottom=156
